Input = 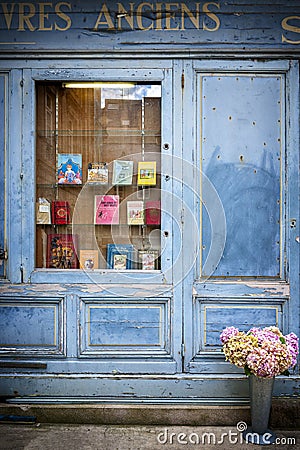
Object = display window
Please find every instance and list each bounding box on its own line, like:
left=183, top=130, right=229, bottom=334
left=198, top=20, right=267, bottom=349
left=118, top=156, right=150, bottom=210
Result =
left=36, top=82, right=161, bottom=271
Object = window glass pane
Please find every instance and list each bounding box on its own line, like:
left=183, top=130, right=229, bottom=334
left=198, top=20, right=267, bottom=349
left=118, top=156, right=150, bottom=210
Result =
left=36, top=82, right=161, bottom=270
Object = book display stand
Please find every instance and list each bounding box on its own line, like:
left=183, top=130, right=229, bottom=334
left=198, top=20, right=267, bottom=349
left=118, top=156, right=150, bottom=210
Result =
left=35, top=84, right=161, bottom=270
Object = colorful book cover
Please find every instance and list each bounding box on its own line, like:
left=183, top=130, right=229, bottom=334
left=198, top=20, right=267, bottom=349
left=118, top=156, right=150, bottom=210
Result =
left=127, top=201, right=144, bottom=225
left=57, top=153, right=82, bottom=185
left=137, top=161, right=156, bottom=185
left=145, top=201, right=161, bottom=225
left=46, top=234, right=79, bottom=269
left=107, top=244, right=133, bottom=269
left=112, top=160, right=134, bottom=185
left=113, top=254, right=127, bottom=270
left=94, top=195, right=119, bottom=225
left=87, top=162, right=109, bottom=184
left=79, top=250, right=99, bottom=270
left=139, top=250, right=159, bottom=270
left=51, top=201, right=71, bottom=224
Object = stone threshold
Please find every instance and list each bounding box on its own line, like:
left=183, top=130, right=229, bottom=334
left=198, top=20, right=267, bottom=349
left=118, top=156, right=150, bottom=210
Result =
left=0, top=398, right=299, bottom=429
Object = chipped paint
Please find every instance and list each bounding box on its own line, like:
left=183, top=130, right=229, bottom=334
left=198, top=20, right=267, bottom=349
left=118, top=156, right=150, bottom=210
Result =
left=0, top=283, right=173, bottom=297
left=194, top=281, right=290, bottom=298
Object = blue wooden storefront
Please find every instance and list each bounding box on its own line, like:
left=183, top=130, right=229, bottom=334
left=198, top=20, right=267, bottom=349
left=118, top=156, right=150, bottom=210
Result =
left=0, top=1, right=299, bottom=402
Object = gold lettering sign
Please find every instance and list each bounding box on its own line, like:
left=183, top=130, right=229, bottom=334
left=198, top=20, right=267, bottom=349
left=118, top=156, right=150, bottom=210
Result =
left=2, top=3, right=15, bottom=30
left=136, top=3, right=154, bottom=31
left=55, top=2, right=72, bottom=31
left=117, top=2, right=134, bottom=30
left=0, top=1, right=299, bottom=46
left=282, top=16, right=300, bottom=44
left=180, top=3, right=200, bottom=30
left=94, top=4, right=114, bottom=30
left=203, top=2, right=220, bottom=32
left=0, top=2, right=72, bottom=32
left=39, top=2, right=53, bottom=31
left=93, top=1, right=221, bottom=32
left=18, top=3, right=36, bottom=31
left=165, top=3, right=180, bottom=31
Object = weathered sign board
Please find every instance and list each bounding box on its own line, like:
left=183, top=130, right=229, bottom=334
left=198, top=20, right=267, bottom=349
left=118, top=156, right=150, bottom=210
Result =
left=0, top=1, right=300, bottom=52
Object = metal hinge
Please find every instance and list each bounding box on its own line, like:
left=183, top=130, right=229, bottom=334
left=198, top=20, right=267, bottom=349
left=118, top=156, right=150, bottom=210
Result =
left=181, top=72, right=184, bottom=89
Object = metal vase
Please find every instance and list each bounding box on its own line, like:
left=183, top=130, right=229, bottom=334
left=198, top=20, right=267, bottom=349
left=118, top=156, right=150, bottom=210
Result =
left=243, top=375, right=276, bottom=445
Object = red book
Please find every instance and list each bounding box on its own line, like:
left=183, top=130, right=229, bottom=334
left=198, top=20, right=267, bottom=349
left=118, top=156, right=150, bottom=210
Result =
left=51, top=201, right=71, bottom=224
left=46, top=234, right=79, bottom=269
left=145, top=201, right=161, bottom=225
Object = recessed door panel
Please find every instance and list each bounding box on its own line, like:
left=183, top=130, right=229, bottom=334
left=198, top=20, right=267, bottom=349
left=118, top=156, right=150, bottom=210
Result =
left=201, top=74, right=282, bottom=277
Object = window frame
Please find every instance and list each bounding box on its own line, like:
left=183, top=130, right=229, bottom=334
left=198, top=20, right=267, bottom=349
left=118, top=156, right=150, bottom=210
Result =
left=26, top=67, right=174, bottom=285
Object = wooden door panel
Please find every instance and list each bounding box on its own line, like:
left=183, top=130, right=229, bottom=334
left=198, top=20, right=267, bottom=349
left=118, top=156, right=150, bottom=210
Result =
left=201, top=74, right=282, bottom=277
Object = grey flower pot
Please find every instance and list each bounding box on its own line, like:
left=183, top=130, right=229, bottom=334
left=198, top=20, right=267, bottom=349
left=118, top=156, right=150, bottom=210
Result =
left=243, top=375, right=276, bottom=445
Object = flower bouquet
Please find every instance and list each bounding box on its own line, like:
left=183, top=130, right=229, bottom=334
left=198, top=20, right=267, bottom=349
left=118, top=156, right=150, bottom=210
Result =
left=221, top=326, right=299, bottom=443
left=220, top=326, right=299, bottom=377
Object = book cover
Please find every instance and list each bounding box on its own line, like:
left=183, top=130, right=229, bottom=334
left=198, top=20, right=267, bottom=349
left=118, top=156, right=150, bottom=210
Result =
left=137, top=161, right=156, bottom=185
left=57, top=153, right=82, bottom=185
left=94, top=195, right=119, bottom=225
left=145, top=201, right=161, bottom=225
left=46, top=234, right=79, bottom=269
left=51, top=201, right=71, bottom=225
left=87, top=162, right=108, bottom=184
left=112, top=160, right=134, bottom=185
left=107, top=244, right=134, bottom=269
left=36, top=198, right=51, bottom=224
left=113, top=254, right=127, bottom=270
left=79, top=250, right=99, bottom=270
left=139, top=250, right=159, bottom=270
left=127, top=201, right=144, bottom=225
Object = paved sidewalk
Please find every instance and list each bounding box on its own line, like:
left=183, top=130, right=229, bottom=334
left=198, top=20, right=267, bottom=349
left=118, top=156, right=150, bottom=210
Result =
left=0, top=424, right=299, bottom=450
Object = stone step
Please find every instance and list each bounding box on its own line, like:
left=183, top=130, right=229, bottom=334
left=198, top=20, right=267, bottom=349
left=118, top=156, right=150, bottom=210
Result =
left=0, top=398, right=299, bottom=429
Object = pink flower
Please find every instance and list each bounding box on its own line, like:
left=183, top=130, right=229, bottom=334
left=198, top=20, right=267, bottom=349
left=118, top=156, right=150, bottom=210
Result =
left=246, top=341, right=292, bottom=378
left=248, top=327, right=281, bottom=344
left=285, top=332, right=299, bottom=367
left=220, top=326, right=299, bottom=378
left=220, top=327, right=239, bottom=344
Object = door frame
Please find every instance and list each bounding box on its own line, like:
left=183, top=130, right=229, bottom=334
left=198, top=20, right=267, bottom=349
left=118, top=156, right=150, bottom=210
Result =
left=0, top=73, right=8, bottom=278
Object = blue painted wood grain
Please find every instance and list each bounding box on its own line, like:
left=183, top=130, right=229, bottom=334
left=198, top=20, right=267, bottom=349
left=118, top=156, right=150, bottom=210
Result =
left=201, top=74, right=281, bottom=277
left=202, top=305, right=280, bottom=347
left=88, top=305, right=162, bottom=346
left=0, top=1, right=300, bottom=52
left=188, top=297, right=286, bottom=373
left=285, top=62, right=300, bottom=360
left=79, top=298, right=170, bottom=357
left=7, top=70, right=23, bottom=283
left=0, top=305, right=56, bottom=346
left=0, top=75, right=5, bottom=278
left=0, top=299, right=64, bottom=355
left=0, top=55, right=297, bottom=398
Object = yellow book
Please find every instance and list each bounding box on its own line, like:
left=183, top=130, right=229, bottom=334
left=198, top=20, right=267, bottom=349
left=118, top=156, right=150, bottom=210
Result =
left=137, top=161, right=156, bottom=185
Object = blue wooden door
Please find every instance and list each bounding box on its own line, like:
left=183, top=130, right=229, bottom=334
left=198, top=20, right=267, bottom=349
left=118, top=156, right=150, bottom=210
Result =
left=0, top=73, right=6, bottom=278
left=184, top=61, right=300, bottom=376
left=0, top=61, right=298, bottom=400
